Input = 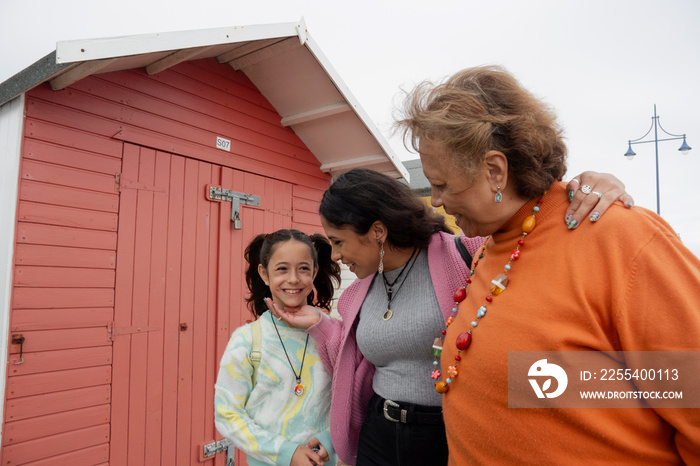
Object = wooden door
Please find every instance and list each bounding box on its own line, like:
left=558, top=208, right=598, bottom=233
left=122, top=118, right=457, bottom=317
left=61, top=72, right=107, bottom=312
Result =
left=111, top=144, right=292, bottom=465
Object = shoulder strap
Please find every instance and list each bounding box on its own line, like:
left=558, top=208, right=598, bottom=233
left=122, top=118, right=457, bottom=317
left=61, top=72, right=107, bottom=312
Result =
left=250, top=318, right=262, bottom=388
left=454, top=235, right=473, bottom=269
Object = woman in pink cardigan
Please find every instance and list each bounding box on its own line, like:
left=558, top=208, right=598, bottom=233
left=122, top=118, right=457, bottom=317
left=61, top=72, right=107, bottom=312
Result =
left=272, top=168, right=631, bottom=466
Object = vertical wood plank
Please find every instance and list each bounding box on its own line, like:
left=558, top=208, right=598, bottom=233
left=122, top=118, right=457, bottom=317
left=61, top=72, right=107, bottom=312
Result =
left=160, top=154, right=185, bottom=466
left=143, top=151, right=171, bottom=466
left=176, top=158, right=199, bottom=465
left=189, top=162, right=214, bottom=464
left=232, top=170, right=251, bottom=331
left=203, top=165, right=222, bottom=451
left=127, top=146, right=156, bottom=465
left=276, top=178, right=294, bottom=232
left=213, top=168, right=233, bottom=465
left=110, top=143, right=138, bottom=466
left=216, top=168, right=233, bottom=360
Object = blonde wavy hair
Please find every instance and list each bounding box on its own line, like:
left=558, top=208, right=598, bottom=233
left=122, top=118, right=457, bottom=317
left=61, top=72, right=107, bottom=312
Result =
left=396, top=65, right=568, bottom=199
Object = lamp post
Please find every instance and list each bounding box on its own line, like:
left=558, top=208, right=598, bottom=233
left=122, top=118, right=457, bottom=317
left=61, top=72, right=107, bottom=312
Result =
left=624, top=104, right=692, bottom=215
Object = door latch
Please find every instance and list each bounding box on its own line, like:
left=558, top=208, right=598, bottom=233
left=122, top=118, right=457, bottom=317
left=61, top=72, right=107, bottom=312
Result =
left=201, top=438, right=233, bottom=462
left=12, top=334, right=25, bottom=365
left=206, top=185, right=260, bottom=229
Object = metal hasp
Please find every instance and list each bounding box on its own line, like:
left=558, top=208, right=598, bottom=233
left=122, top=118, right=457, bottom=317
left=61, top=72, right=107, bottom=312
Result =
left=207, top=185, right=261, bottom=229
left=201, top=438, right=233, bottom=460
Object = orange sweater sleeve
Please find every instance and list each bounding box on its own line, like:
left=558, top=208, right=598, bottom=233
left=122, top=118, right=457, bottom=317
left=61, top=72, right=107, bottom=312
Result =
left=614, top=210, right=700, bottom=461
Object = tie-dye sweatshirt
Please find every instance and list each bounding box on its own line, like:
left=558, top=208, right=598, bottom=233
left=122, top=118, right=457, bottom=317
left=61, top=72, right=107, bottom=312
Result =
left=215, top=311, right=335, bottom=466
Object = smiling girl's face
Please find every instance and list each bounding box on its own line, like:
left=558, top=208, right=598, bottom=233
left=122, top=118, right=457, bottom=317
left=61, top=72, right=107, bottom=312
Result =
left=258, top=239, right=318, bottom=311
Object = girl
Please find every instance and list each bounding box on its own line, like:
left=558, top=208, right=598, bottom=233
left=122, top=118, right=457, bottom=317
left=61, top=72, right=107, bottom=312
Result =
left=215, top=229, right=341, bottom=466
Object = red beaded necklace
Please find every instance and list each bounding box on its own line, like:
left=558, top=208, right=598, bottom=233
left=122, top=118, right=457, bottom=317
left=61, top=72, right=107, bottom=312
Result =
left=430, top=194, right=546, bottom=394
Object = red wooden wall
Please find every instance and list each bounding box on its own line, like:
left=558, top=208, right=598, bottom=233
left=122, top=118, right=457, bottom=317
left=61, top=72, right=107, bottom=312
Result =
left=2, top=58, right=330, bottom=465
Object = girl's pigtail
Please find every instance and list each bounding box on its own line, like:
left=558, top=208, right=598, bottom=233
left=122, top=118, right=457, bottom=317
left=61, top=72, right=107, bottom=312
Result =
left=309, top=233, right=341, bottom=312
left=244, top=234, right=269, bottom=317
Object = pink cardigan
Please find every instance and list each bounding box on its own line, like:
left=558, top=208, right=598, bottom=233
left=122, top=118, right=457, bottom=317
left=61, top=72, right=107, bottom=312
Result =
left=307, top=232, right=484, bottom=465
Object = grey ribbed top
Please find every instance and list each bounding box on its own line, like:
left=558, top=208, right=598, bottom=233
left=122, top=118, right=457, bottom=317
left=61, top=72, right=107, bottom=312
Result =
left=356, top=248, right=445, bottom=406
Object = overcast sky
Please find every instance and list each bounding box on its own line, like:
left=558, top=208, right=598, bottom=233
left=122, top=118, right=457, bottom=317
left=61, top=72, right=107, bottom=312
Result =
left=1, top=0, right=699, bottom=256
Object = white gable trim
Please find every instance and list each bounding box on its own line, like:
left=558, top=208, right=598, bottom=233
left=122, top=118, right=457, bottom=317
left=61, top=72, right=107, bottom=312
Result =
left=56, top=20, right=305, bottom=64
left=0, top=94, right=25, bottom=443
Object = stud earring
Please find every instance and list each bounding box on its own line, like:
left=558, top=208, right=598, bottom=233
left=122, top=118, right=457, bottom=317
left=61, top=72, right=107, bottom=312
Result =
left=378, top=240, right=385, bottom=274
left=495, top=185, right=502, bottom=203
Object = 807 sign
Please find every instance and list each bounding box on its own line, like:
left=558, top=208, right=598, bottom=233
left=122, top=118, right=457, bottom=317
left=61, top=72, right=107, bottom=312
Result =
left=216, top=136, right=231, bottom=152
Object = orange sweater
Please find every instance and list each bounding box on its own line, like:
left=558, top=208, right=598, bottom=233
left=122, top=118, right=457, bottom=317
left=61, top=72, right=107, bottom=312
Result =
left=441, top=182, right=700, bottom=465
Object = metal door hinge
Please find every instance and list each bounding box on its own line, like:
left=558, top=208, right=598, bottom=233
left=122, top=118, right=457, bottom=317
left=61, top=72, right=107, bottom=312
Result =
left=114, top=173, right=166, bottom=193
left=107, top=322, right=161, bottom=341
left=206, top=184, right=260, bottom=229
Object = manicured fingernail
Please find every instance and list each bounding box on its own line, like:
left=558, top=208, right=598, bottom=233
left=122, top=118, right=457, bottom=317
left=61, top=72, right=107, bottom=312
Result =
left=567, top=219, right=578, bottom=230
left=626, top=201, right=634, bottom=208
left=565, top=215, right=572, bottom=223
left=568, top=190, right=574, bottom=202
left=589, top=212, right=600, bottom=222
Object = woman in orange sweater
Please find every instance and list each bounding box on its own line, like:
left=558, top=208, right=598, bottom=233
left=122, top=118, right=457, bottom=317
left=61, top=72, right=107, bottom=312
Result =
left=397, top=65, right=700, bottom=464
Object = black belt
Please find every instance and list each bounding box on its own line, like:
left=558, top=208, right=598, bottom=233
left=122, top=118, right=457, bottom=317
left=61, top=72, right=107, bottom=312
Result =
left=373, top=395, right=444, bottom=425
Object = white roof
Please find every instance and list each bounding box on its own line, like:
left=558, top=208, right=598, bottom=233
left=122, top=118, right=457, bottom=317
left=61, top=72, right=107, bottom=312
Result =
left=0, top=19, right=408, bottom=181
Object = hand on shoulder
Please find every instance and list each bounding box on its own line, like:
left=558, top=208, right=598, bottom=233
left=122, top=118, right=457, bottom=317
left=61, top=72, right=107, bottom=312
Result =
left=565, top=171, right=634, bottom=229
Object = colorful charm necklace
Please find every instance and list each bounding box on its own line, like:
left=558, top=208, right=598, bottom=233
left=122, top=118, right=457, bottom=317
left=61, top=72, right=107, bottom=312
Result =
left=270, top=312, right=309, bottom=396
left=430, top=194, right=546, bottom=394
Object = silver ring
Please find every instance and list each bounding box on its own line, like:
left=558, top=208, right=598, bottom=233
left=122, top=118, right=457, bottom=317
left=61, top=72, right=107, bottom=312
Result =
left=580, top=185, right=592, bottom=195
left=570, top=178, right=580, bottom=184
left=592, top=191, right=603, bottom=199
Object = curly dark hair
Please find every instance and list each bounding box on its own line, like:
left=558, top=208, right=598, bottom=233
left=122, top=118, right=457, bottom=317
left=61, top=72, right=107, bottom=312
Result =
left=319, top=168, right=451, bottom=250
left=396, top=65, right=568, bottom=199
left=244, top=229, right=341, bottom=317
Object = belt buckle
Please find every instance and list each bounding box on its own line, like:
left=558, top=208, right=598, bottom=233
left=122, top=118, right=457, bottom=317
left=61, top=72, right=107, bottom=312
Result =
left=383, top=399, right=407, bottom=423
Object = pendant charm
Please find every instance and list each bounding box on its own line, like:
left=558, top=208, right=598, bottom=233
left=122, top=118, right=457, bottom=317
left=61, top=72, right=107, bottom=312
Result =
left=294, top=383, right=305, bottom=396
left=431, top=337, right=443, bottom=357
left=490, top=273, right=509, bottom=295
left=383, top=309, right=393, bottom=321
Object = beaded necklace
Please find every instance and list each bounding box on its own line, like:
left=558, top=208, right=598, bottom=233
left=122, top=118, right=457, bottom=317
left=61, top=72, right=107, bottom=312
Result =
left=430, top=194, right=545, bottom=393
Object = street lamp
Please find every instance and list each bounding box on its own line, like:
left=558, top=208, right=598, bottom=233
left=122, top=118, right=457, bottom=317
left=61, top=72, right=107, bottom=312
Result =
left=624, top=104, right=692, bottom=215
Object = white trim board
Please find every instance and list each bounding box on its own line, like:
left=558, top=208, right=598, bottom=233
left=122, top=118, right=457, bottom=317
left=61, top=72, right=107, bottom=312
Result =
left=0, top=94, right=25, bottom=444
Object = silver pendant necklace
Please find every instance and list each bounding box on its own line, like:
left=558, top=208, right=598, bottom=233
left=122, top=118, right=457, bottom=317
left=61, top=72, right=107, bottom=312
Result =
left=381, top=247, right=419, bottom=321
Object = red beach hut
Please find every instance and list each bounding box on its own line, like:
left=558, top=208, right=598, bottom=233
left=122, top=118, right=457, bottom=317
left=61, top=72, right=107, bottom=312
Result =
left=0, top=19, right=407, bottom=465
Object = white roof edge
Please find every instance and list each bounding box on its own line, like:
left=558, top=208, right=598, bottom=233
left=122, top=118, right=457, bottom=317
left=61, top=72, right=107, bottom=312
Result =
left=43, top=18, right=408, bottom=182
left=56, top=20, right=303, bottom=64
left=301, top=35, right=410, bottom=182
